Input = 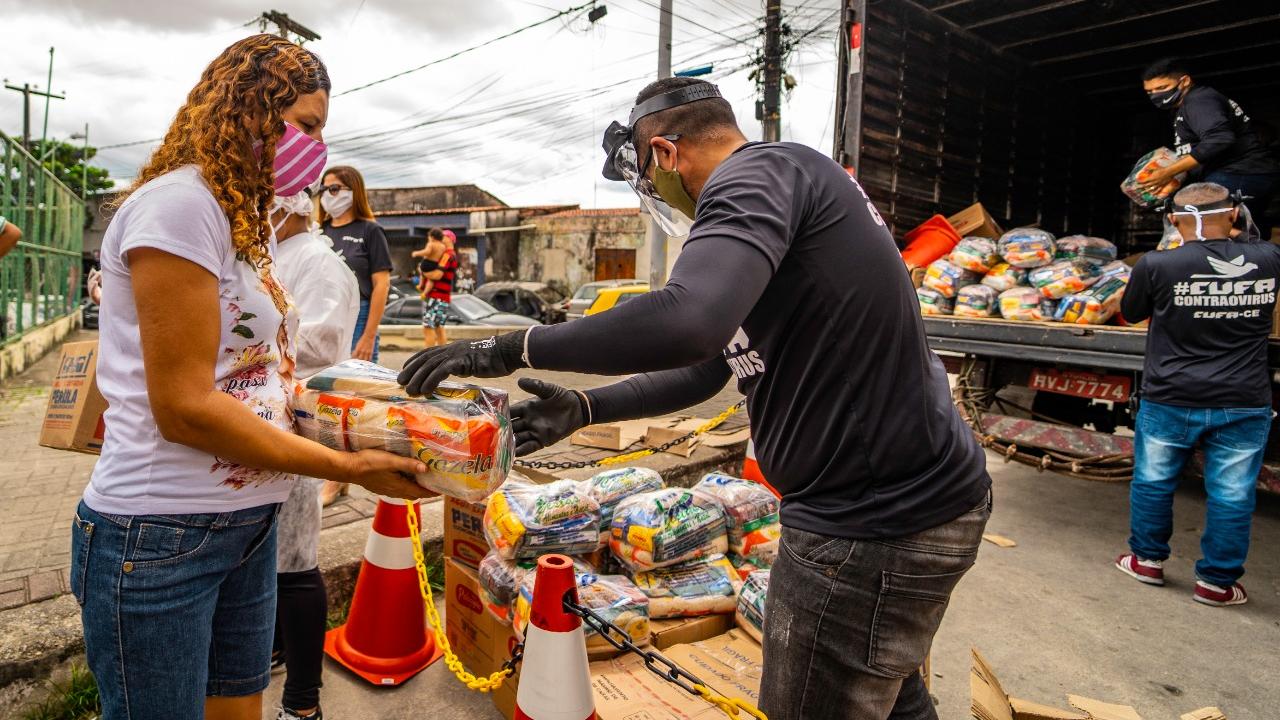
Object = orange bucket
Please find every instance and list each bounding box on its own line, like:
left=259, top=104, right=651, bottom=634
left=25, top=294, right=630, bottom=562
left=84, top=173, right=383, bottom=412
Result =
left=901, top=215, right=962, bottom=270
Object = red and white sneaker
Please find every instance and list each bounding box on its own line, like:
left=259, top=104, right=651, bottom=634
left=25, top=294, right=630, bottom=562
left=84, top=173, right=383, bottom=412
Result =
left=1194, top=580, right=1247, bottom=607
left=1115, top=554, right=1165, bottom=586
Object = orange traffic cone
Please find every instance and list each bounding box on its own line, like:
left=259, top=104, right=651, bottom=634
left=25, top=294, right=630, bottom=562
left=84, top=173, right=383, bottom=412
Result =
left=742, top=439, right=781, bottom=499
left=324, top=498, right=443, bottom=686
left=514, top=555, right=598, bottom=720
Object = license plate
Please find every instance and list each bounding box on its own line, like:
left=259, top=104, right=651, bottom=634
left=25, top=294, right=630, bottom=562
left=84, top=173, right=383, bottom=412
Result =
left=1028, top=368, right=1131, bottom=403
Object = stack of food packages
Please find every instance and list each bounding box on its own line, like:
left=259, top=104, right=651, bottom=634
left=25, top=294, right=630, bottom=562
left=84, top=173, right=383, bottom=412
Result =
left=918, top=229, right=1132, bottom=325
left=479, top=468, right=783, bottom=649
left=735, top=569, right=770, bottom=644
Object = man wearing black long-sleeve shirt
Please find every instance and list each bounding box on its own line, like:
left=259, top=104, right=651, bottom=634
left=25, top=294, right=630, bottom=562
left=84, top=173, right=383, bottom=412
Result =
left=1139, top=57, right=1280, bottom=237
left=1116, top=182, right=1280, bottom=607
left=398, top=78, right=991, bottom=720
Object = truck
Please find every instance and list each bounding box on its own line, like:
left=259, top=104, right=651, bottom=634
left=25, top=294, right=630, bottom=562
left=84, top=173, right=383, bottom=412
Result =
left=832, top=0, right=1280, bottom=492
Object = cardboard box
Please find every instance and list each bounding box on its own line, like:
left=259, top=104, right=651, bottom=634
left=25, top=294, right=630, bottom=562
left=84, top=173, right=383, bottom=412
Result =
left=571, top=420, right=650, bottom=451
left=39, top=341, right=108, bottom=455
left=971, top=648, right=1155, bottom=720
left=948, top=202, right=1004, bottom=240
left=444, top=558, right=521, bottom=679
left=650, top=614, right=734, bottom=650
left=590, top=629, right=762, bottom=720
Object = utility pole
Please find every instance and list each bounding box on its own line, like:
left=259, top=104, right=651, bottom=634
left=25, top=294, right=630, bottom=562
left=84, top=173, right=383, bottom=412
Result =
left=71, top=124, right=90, bottom=202
left=832, top=0, right=865, bottom=171
left=761, top=0, right=783, bottom=143
left=259, top=10, right=321, bottom=44
left=648, top=0, right=674, bottom=290
left=3, top=81, right=64, bottom=148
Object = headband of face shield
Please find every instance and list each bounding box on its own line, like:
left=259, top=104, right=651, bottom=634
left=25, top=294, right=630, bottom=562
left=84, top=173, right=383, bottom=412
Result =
left=601, top=84, right=724, bottom=237
left=1164, top=189, right=1259, bottom=242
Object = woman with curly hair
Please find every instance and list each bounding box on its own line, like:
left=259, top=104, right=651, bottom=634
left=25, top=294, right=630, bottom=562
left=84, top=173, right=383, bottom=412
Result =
left=71, top=35, right=430, bottom=720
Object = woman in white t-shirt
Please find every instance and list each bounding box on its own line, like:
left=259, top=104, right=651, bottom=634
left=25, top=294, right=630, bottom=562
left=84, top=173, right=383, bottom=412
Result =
left=70, top=35, right=429, bottom=720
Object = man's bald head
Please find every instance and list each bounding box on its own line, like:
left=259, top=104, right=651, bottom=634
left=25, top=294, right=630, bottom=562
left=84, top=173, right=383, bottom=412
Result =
left=1172, top=182, right=1231, bottom=210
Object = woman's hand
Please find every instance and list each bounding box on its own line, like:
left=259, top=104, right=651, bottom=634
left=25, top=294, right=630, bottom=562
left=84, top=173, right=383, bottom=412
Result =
left=333, top=449, right=437, bottom=500
left=352, top=334, right=377, bottom=361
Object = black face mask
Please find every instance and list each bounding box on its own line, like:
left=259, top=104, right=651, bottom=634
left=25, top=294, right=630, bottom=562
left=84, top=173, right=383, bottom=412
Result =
left=1148, top=84, right=1185, bottom=110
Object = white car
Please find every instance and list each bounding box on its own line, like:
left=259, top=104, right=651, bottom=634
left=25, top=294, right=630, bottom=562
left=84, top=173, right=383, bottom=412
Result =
left=564, top=279, right=644, bottom=320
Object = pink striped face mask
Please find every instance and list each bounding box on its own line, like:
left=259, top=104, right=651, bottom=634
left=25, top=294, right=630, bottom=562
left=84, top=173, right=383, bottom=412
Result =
left=272, top=122, right=328, bottom=197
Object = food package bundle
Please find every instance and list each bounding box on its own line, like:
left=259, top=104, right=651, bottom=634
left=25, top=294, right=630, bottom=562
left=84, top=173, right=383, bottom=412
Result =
left=922, top=258, right=981, bottom=298
left=1158, top=223, right=1185, bottom=251
left=997, top=228, right=1057, bottom=269
left=513, top=573, right=650, bottom=651
left=1055, top=235, right=1117, bottom=265
left=1056, top=274, right=1129, bottom=325
left=998, top=287, right=1051, bottom=321
left=954, top=284, right=999, bottom=318
left=1121, top=147, right=1183, bottom=207
left=484, top=479, right=601, bottom=560
left=581, top=467, right=665, bottom=542
left=693, top=474, right=780, bottom=566
left=477, top=552, right=597, bottom=621
left=1028, top=260, right=1104, bottom=299
left=610, top=489, right=728, bottom=572
left=917, top=287, right=954, bottom=316
left=631, top=555, right=740, bottom=618
left=981, top=263, right=1029, bottom=293
left=735, top=569, right=770, bottom=645
left=1097, top=260, right=1131, bottom=280
left=950, top=237, right=1000, bottom=273
left=1040, top=297, right=1060, bottom=321
left=292, top=360, right=512, bottom=501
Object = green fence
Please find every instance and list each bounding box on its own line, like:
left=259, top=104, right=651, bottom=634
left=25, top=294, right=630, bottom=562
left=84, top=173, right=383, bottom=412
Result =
left=0, top=130, right=84, bottom=345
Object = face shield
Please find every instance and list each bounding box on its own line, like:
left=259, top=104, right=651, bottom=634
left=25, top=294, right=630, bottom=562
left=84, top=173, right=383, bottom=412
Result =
left=601, top=83, right=724, bottom=238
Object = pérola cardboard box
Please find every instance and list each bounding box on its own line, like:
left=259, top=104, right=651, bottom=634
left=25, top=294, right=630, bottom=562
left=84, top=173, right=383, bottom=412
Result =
left=590, top=629, right=762, bottom=720
left=39, top=341, right=108, bottom=455
left=443, top=558, right=520, bottom=680
left=947, top=202, right=1004, bottom=240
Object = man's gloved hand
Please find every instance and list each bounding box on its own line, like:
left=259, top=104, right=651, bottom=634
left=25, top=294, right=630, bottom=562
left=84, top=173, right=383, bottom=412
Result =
left=511, top=378, right=590, bottom=456
left=398, top=331, right=527, bottom=397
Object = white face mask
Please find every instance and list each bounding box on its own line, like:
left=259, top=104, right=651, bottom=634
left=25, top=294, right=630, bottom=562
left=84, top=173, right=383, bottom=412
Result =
left=321, top=189, right=354, bottom=219
left=269, top=191, right=316, bottom=239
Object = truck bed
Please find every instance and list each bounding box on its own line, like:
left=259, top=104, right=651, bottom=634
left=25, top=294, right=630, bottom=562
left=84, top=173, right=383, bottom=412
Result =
left=923, top=316, right=1280, bottom=372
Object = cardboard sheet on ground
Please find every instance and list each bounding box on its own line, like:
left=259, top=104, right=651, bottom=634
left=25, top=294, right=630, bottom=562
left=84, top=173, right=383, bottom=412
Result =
left=983, top=533, right=1018, bottom=548
left=572, top=415, right=750, bottom=455
left=1180, top=709, right=1227, bottom=720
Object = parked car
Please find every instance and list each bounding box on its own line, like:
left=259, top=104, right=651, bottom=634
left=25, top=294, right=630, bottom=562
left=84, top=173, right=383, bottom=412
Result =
left=81, top=299, right=98, bottom=330
left=474, top=281, right=567, bottom=324
left=584, top=283, right=649, bottom=316
left=387, top=276, right=420, bottom=303
left=564, top=279, right=644, bottom=319
left=381, top=293, right=539, bottom=327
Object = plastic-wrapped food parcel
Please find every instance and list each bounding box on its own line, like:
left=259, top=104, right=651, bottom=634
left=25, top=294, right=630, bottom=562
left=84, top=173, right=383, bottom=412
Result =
left=917, top=287, right=953, bottom=316
left=1121, top=147, right=1184, bottom=207
left=632, top=555, right=740, bottom=618
left=1028, top=260, right=1104, bottom=300
left=735, top=569, right=769, bottom=645
left=949, top=237, right=1000, bottom=273
left=611, top=488, right=728, bottom=571
left=484, top=478, right=601, bottom=560
left=1055, top=264, right=1131, bottom=326
left=513, top=571, right=651, bottom=652
left=292, top=360, right=513, bottom=501
left=478, top=551, right=596, bottom=622
left=922, top=258, right=981, bottom=299
left=997, top=228, right=1056, bottom=269
left=582, top=466, right=665, bottom=542
left=693, top=474, right=780, bottom=573
left=954, top=284, right=999, bottom=318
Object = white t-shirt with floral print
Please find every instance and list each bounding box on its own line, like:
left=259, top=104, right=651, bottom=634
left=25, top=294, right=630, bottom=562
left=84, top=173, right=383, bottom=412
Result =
left=84, top=165, right=300, bottom=515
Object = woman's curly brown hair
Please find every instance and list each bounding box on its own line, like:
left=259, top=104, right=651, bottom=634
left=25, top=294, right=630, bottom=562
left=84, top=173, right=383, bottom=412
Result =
left=121, top=34, right=330, bottom=269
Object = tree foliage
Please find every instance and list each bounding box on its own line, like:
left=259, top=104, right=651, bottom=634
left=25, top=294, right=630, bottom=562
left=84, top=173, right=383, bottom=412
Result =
left=26, top=138, right=115, bottom=197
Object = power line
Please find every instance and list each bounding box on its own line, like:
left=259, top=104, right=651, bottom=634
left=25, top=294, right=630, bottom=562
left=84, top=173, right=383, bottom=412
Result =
left=333, top=0, right=599, bottom=97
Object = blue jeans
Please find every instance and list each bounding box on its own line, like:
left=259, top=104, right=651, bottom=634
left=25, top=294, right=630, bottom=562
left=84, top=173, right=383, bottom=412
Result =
left=352, top=298, right=380, bottom=363
left=1203, top=170, right=1280, bottom=238
left=71, top=501, right=280, bottom=719
left=1129, top=400, right=1272, bottom=586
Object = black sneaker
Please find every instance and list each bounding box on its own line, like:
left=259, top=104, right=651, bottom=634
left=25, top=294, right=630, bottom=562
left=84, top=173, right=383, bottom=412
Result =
left=270, top=650, right=287, bottom=675
left=277, top=707, right=322, bottom=720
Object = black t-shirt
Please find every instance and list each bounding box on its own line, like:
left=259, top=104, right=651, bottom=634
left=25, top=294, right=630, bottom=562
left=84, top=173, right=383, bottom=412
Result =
left=698, top=142, right=990, bottom=538
left=323, top=219, right=393, bottom=300
left=1174, top=86, right=1279, bottom=176
left=1122, top=239, right=1280, bottom=407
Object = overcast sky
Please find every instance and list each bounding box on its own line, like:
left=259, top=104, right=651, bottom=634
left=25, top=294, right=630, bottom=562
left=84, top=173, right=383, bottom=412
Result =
left=3, top=0, right=841, bottom=209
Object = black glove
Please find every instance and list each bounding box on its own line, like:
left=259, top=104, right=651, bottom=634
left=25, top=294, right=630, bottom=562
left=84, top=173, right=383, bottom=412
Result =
left=397, top=331, right=527, bottom=397
left=510, top=378, right=590, bottom=456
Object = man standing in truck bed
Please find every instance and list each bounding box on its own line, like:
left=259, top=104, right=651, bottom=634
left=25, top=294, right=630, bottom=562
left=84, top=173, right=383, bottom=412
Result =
left=397, top=77, right=992, bottom=720
left=1116, top=182, right=1280, bottom=607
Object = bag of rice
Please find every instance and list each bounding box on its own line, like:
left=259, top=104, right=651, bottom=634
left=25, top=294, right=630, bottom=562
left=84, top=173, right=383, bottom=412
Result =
left=950, top=237, right=1000, bottom=273
left=292, top=360, right=513, bottom=501
left=1121, top=147, right=1184, bottom=207
left=918, top=287, right=954, bottom=316
left=735, top=570, right=769, bottom=645
left=484, top=478, right=602, bottom=560
left=981, top=263, right=1029, bottom=292
left=997, top=228, right=1057, bottom=269
left=999, top=287, right=1050, bottom=321
left=582, top=467, right=664, bottom=542
left=1055, top=235, right=1118, bottom=265
left=513, top=574, right=649, bottom=652
left=922, top=258, right=981, bottom=298
left=1056, top=275, right=1129, bottom=325
left=693, top=474, right=780, bottom=565
left=631, top=555, right=740, bottom=618
left=610, top=489, right=728, bottom=571
left=954, top=284, right=999, bottom=318
left=1028, top=260, right=1104, bottom=299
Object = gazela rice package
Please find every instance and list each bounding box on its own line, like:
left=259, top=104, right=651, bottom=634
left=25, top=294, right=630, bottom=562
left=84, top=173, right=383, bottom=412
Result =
left=292, top=360, right=512, bottom=501
left=611, top=488, right=728, bottom=572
